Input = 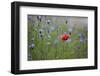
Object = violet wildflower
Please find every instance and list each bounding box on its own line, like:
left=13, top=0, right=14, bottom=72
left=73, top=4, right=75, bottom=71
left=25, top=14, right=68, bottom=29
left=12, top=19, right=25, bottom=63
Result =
left=37, top=15, right=42, bottom=21
left=76, top=45, right=80, bottom=49
left=29, top=43, right=35, bottom=49
left=28, top=15, right=33, bottom=21
left=46, top=19, right=51, bottom=24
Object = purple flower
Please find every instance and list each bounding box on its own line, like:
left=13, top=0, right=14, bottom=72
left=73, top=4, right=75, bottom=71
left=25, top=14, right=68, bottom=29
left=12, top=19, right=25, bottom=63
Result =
left=80, top=38, right=84, bottom=43
left=47, top=30, right=51, bottom=34
left=46, top=19, right=51, bottom=24
left=37, top=16, right=42, bottom=21
left=77, top=33, right=85, bottom=43
left=28, top=15, right=33, bottom=20
left=76, top=46, right=80, bottom=49
left=38, top=29, right=44, bottom=39
left=29, top=43, right=35, bottom=48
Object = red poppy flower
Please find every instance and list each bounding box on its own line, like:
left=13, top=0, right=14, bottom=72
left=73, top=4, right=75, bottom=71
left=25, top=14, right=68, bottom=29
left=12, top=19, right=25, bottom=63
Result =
left=60, top=34, right=70, bottom=41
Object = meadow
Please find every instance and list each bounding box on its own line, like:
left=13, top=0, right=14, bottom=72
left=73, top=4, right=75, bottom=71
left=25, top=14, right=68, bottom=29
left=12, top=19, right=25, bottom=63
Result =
left=28, top=15, right=88, bottom=61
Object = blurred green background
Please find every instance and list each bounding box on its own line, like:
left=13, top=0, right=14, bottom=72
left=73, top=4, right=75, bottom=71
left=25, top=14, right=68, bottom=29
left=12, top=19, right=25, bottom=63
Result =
left=28, top=15, right=88, bottom=61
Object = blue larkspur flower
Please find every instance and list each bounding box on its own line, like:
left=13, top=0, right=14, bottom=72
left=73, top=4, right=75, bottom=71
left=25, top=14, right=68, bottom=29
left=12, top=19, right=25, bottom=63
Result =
left=28, top=15, right=33, bottom=20
left=80, top=37, right=84, bottom=43
left=37, top=16, right=42, bottom=21
left=29, top=43, right=35, bottom=48
left=47, top=19, right=51, bottom=24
